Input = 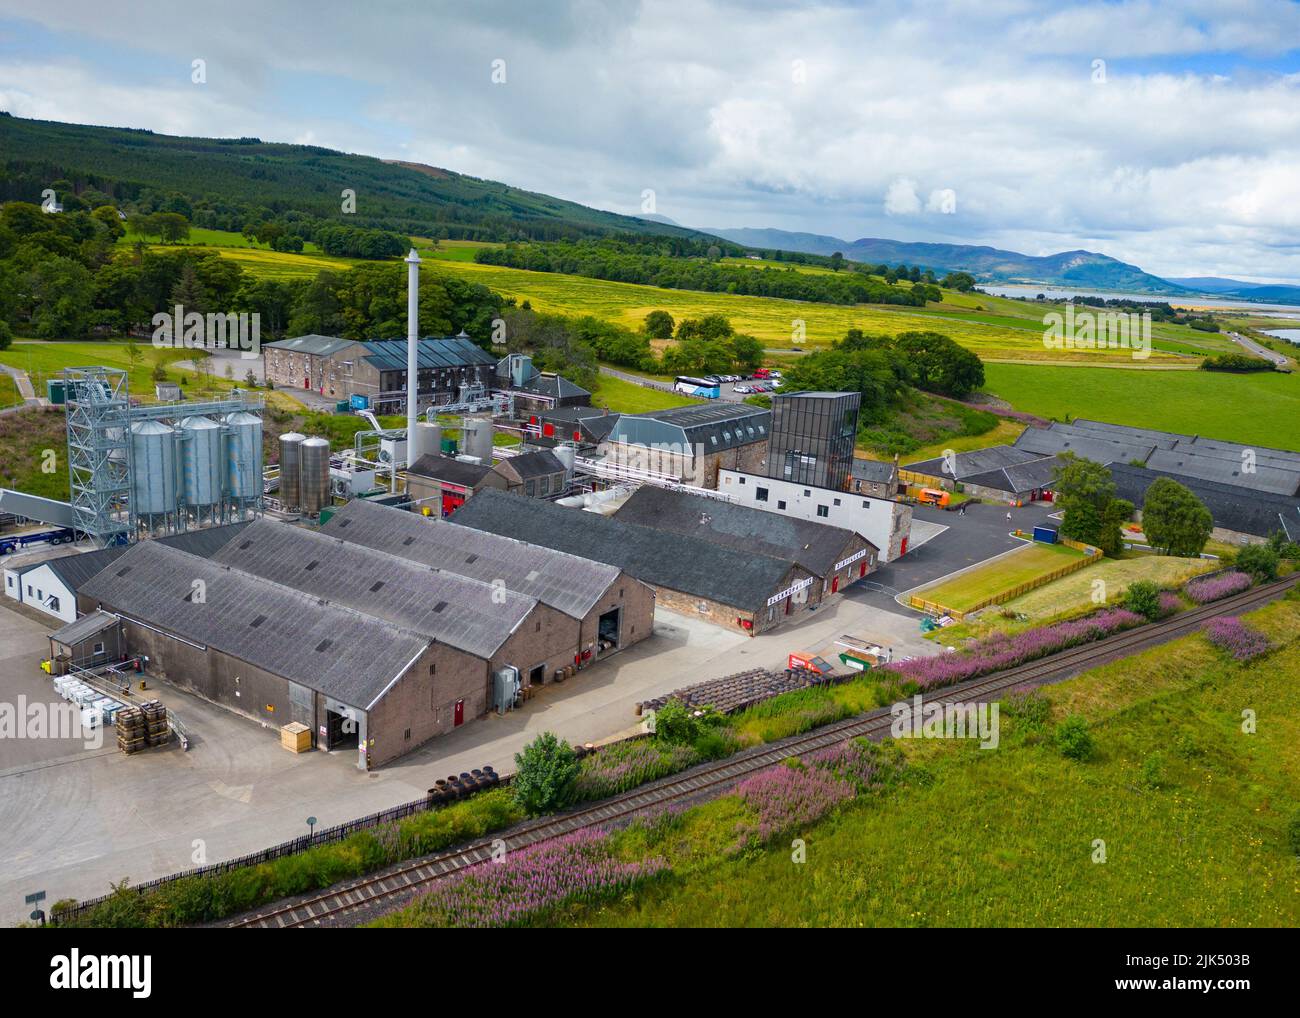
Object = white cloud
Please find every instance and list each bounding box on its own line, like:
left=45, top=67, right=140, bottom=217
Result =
left=0, top=0, right=1299, bottom=279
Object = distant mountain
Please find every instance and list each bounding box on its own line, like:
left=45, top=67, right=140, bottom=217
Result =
left=703, top=225, right=1186, bottom=294
left=0, top=114, right=708, bottom=243
left=1165, top=276, right=1253, bottom=293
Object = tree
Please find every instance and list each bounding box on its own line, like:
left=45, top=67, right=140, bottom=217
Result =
left=1053, top=454, right=1118, bottom=547
left=512, top=732, right=579, bottom=816
left=893, top=331, right=984, bottom=398
left=643, top=310, right=675, bottom=339
left=829, top=252, right=845, bottom=272
left=0, top=319, right=12, bottom=352
left=1141, top=477, right=1213, bottom=556
left=1055, top=715, right=1095, bottom=761
left=169, top=263, right=209, bottom=316
left=155, top=212, right=191, bottom=244
left=941, top=271, right=976, bottom=292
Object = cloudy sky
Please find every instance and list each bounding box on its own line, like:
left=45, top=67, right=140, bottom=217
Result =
left=2, top=0, right=1299, bottom=281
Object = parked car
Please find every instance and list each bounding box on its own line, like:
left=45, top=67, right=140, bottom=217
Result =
left=734, top=385, right=753, bottom=394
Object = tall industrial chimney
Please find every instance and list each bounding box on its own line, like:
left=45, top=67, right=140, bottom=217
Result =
left=405, top=247, right=421, bottom=443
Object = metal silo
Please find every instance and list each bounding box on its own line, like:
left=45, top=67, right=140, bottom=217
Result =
left=179, top=415, right=224, bottom=510
left=224, top=411, right=264, bottom=503
left=279, top=432, right=305, bottom=509
left=130, top=420, right=178, bottom=518
left=299, top=437, right=331, bottom=515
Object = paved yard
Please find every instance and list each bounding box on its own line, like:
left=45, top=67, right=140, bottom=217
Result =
left=0, top=584, right=938, bottom=922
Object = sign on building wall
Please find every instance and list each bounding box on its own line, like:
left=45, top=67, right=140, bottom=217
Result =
left=766, top=576, right=814, bottom=607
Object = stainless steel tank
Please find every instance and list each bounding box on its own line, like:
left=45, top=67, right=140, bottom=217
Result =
left=461, top=417, right=494, bottom=464
left=179, top=415, right=224, bottom=507
left=130, top=420, right=178, bottom=516
left=279, top=432, right=305, bottom=509
left=299, top=437, right=331, bottom=515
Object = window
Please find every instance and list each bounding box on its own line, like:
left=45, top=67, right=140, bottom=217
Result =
left=92, top=641, right=104, bottom=655
left=540, top=476, right=550, bottom=495
left=755, top=486, right=769, bottom=502
left=526, top=480, right=535, bottom=496
left=817, top=505, right=829, bottom=518
left=48, top=596, right=59, bottom=611
left=429, top=663, right=437, bottom=676
left=26, top=585, right=32, bottom=597
left=803, top=489, right=811, bottom=497
left=778, top=500, right=787, bottom=510
left=833, top=498, right=841, bottom=507
left=738, top=476, right=746, bottom=484
left=862, top=500, right=870, bottom=509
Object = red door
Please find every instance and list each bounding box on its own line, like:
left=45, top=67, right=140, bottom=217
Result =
left=441, top=492, right=465, bottom=517
left=859, top=561, right=868, bottom=578
left=831, top=576, right=840, bottom=594
left=901, top=537, right=908, bottom=556
left=453, top=699, right=464, bottom=727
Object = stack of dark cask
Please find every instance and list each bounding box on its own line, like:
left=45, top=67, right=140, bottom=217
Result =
left=142, top=700, right=170, bottom=747
left=116, top=706, right=146, bottom=754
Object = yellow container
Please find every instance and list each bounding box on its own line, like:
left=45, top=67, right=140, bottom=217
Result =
left=280, top=722, right=312, bottom=753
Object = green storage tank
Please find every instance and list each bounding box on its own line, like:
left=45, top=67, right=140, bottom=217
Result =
left=441, top=437, right=458, bottom=455
left=47, top=379, right=67, bottom=405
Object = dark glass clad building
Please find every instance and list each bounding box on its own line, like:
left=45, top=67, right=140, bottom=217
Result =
left=766, top=391, right=861, bottom=491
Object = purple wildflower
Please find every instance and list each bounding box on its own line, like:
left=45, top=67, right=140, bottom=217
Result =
left=1203, top=616, right=1271, bottom=661
left=732, top=761, right=854, bottom=848
left=1184, top=571, right=1252, bottom=605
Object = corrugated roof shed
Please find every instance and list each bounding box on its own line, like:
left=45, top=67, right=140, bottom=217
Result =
left=1109, top=463, right=1300, bottom=540
left=960, top=454, right=1069, bottom=495
left=80, top=541, right=429, bottom=710
left=1144, top=448, right=1300, bottom=496
left=905, top=444, right=1043, bottom=480
left=497, top=449, right=565, bottom=480
left=452, top=489, right=795, bottom=612
left=851, top=458, right=895, bottom=483
left=50, top=610, right=121, bottom=646
left=613, top=485, right=871, bottom=575
left=407, top=455, right=495, bottom=487
left=155, top=521, right=252, bottom=559
left=1014, top=425, right=1156, bottom=465
left=606, top=403, right=771, bottom=454
left=211, top=519, right=533, bottom=659
left=263, top=334, right=358, bottom=357
left=360, top=337, right=497, bottom=372
left=40, top=545, right=128, bottom=591
left=321, top=498, right=624, bottom=620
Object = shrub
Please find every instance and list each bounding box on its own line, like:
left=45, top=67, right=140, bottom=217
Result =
left=731, top=760, right=854, bottom=850
left=1157, top=590, right=1183, bottom=617
left=1288, top=811, right=1300, bottom=857
left=1184, top=571, right=1251, bottom=604
left=1055, top=715, right=1095, bottom=761
left=1139, top=751, right=1166, bottom=789
left=1235, top=543, right=1280, bottom=582
left=651, top=697, right=722, bottom=745
left=512, top=732, right=580, bottom=816
left=1123, top=579, right=1163, bottom=620
left=1203, top=616, right=1272, bottom=661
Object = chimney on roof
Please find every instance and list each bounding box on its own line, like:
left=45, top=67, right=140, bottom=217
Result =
left=405, top=248, right=421, bottom=442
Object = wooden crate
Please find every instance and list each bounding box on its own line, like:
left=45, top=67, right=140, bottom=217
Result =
left=280, top=722, right=312, bottom=754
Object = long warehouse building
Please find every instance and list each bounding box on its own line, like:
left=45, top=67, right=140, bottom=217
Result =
left=452, top=488, right=872, bottom=634
left=76, top=511, right=656, bottom=768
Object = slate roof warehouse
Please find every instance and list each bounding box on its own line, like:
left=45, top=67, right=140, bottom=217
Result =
left=74, top=506, right=655, bottom=768
left=452, top=487, right=877, bottom=634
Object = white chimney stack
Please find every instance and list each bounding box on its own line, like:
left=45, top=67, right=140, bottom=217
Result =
left=405, top=248, right=421, bottom=442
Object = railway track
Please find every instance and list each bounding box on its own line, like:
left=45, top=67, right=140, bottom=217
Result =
left=228, top=573, right=1297, bottom=928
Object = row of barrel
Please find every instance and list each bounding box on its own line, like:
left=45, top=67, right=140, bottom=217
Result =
left=427, top=766, right=500, bottom=804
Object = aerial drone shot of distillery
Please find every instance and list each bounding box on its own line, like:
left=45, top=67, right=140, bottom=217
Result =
left=1, top=0, right=1299, bottom=935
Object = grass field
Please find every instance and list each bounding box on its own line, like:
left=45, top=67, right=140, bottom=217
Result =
left=915, top=540, right=1091, bottom=613
left=0, top=340, right=193, bottom=400
left=564, top=595, right=1300, bottom=927
left=984, top=361, right=1300, bottom=450
left=591, top=374, right=697, bottom=414
left=1004, top=552, right=1216, bottom=621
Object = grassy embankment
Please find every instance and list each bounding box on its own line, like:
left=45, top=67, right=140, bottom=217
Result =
left=544, top=592, right=1300, bottom=928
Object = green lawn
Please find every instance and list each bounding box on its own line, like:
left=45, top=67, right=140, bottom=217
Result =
left=915, top=540, right=1090, bottom=613
left=564, top=594, right=1300, bottom=928
left=0, top=340, right=193, bottom=401
left=984, top=361, right=1300, bottom=450
left=592, top=374, right=697, bottom=413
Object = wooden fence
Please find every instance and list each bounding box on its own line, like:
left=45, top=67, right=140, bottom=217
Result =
left=908, top=538, right=1102, bottom=620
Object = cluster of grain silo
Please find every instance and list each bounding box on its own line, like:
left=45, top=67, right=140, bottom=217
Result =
left=276, top=432, right=332, bottom=515
left=128, top=407, right=265, bottom=536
